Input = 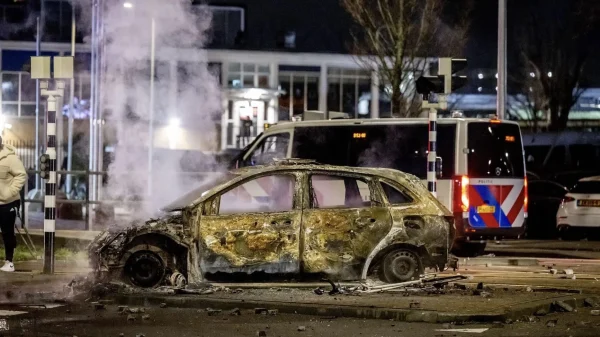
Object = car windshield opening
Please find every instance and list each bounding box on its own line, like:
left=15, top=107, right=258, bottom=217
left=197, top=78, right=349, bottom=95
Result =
left=161, top=173, right=238, bottom=211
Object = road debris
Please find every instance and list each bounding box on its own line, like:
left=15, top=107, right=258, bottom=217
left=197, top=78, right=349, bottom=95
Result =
left=92, top=302, right=105, bottom=310
left=159, top=303, right=167, bottom=308
left=563, top=269, right=574, bottom=275
left=118, top=306, right=128, bottom=312
left=549, top=269, right=558, bottom=275
left=127, top=314, right=136, bottom=322
left=546, top=319, right=558, bottom=327
left=584, top=298, right=598, bottom=308
left=435, top=328, right=489, bottom=333
left=591, top=310, right=600, bottom=316
left=257, top=331, right=267, bottom=337
left=142, top=314, right=150, bottom=321
left=297, top=326, right=306, bottom=332
left=128, top=307, right=145, bottom=314
left=534, top=308, right=548, bottom=316
left=229, top=308, right=241, bottom=316
left=206, top=308, right=222, bottom=316
left=255, top=308, right=268, bottom=315
left=268, top=309, right=279, bottom=316
left=554, top=301, right=574, bottom=313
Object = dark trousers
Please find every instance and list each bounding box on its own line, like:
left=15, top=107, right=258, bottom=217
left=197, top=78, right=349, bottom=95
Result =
left=0, top=200, right=19, bottom=262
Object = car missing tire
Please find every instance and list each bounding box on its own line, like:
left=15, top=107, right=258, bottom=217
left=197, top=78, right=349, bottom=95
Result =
left=89, top=159, right=454, bottom=288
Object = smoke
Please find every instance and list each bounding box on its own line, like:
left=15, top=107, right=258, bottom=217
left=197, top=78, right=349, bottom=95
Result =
left=100, top=0, right=222, bottom=218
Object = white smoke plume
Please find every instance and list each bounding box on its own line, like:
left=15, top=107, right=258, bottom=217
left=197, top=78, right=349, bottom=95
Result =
left=100, top=0, right=222, bottom=218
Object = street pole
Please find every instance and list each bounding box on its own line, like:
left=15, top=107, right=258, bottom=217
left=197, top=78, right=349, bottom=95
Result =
left=35, top=17, right=41, bottom=192
left=147, top=17, right=156, bottom=197
left=31, top=56, right=74, bottom=275
left=427, top=105, right=437, bottom=198
left=497, top=0, right=507, bottom=119
left=66, top=0, right=76, bottom=195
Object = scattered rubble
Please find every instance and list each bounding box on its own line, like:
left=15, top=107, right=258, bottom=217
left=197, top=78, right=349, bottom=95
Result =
left=534, top=308, right=548, bottom=316
left=255, top=308, right=268, bottom=315
left=563, top=269, right=574, bottom=275
left=554, top=301, right=574, bottom=313
left=591, top=310, right=600, bottom=316
left=549, top=269, right=558, bottom=275
left=206, top=308, right=222, bottom=316
left=159, top=303, right=168, bottom=308
left=118, top=306, right=128, bottom=312
left=229, top=308, right=241, bottom=316
left=584, top=298, right=598, bottom=308
left=268, top=309, right=279, bottom=316
left=92, top=302, right=105, bottom=310
left=127, top=314, right=136, bottom=322
left=297, top=326, right=306, bottom=332
left=546, top=319, right=558, bottom=327
left=257, top=331, right=267, bottom=337
left=142, top=314, right=151, bottom=321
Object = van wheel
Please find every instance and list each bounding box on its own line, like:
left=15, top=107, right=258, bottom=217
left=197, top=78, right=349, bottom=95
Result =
left=380, top=250, right=423, bottom=283
left=452, top=241, right=487, bottom=258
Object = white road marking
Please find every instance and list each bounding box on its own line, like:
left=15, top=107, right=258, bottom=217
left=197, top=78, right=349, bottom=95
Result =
left=435, top=328, right=489, bottom=333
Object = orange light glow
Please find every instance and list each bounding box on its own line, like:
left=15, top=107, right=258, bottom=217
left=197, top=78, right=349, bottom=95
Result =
left=461, top=176, right=470, bottom=212
left=505, top=135, right=515, bottom=142
left=524, top=177, right=528, bottom=212
left=490, top=119, right=501, bottom=124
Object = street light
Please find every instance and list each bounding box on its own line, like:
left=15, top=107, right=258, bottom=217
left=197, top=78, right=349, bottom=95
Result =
left=123, top=2, right=133, bottom=8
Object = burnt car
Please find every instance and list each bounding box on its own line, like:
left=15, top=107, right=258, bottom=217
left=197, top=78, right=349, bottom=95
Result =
left=89, top=159, right=454, bottom=288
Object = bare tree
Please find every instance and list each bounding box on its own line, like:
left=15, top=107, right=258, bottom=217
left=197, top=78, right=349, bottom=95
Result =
left=515, top=0, right=600, bottom=131
left=341, top=0, right=471, bottom=117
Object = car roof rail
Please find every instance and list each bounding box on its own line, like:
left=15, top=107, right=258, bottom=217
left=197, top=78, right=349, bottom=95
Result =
left=270, top=158, right=320, bottom=165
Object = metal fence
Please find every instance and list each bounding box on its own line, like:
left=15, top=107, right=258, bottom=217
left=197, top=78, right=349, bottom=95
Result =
left=5, top=139, right=38, bottom=170
left=21, top=169, right=222, bottom=232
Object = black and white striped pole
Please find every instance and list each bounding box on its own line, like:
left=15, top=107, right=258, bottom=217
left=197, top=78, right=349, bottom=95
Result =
left=416, top=58, right=467, bottom=196
left=31, top=56, right=73, bottom=274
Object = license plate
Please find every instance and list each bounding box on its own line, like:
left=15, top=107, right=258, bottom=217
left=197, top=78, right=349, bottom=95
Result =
left=477, top=205, right=496, bottom=213
left=577, top=199, right=600, bottom=207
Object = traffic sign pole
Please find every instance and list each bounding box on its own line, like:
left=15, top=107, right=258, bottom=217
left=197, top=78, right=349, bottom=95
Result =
left=31, top=56, right=73, bottom=274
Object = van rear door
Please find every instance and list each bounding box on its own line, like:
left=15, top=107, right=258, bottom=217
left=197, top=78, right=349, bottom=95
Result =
left=466, top=122, right=526, bottom=229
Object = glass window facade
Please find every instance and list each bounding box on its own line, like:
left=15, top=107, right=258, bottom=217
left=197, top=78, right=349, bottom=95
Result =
left=278, top=72, right=319, bottom=119
left=227, top=63, right=270, bottom=89
left=327, top=68, right=371, bottom=118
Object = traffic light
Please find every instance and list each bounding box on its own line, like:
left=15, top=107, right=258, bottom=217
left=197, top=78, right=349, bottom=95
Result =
left=39, top=154, right=51, bottom=180
left=416, top=58, right=468, bottom=97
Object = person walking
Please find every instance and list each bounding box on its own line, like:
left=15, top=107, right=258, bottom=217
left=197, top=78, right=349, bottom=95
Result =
left=0, top=135, right=27, bottom=272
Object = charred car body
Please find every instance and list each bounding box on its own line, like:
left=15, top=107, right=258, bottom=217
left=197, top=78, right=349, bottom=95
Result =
left=89, top=160, right=454, bottom=288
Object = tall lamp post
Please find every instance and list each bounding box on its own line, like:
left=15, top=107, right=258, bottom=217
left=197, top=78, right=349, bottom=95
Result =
left=30, top=56, right=74, bottom=274
left=497, top=0, right=507, bottom=120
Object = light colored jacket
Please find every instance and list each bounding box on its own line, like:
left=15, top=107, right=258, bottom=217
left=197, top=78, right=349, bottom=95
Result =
left=0, top=144, right=26, bottom=205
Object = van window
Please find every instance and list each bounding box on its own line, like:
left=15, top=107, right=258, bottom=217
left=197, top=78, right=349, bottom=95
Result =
left=292, top=125, right=456, bottom=179
left=245, top=133, right=290, bottom=166
left=467, top=123, right=525, bottom=178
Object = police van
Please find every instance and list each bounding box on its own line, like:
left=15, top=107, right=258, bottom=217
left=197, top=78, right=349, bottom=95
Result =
left=231, top=116, right=528, bottom=256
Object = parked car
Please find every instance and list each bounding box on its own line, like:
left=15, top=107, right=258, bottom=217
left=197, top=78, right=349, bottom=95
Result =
left=89, top=159, right=454, bottom=288
left=550, top=170, right=600, bottom=190
left=526, top=180, right=568, bottom=239
left=556, top=176, right=600, bottom=240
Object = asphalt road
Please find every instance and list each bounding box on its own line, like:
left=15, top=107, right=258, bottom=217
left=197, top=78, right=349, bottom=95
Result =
left=2, top=302, right=600, bottom=337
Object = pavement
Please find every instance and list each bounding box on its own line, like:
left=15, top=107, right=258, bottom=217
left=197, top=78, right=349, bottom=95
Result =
left=3, top=302, right=600, bottom=337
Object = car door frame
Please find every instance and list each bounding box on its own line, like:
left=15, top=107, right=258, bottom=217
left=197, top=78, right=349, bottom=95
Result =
left=299, top=170, right=392, bottom=278
left=196, top=170, right=304, bottom=276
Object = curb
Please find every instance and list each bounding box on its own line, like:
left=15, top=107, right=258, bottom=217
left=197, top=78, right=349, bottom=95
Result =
left=109, top=293, right=593, bottom=323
